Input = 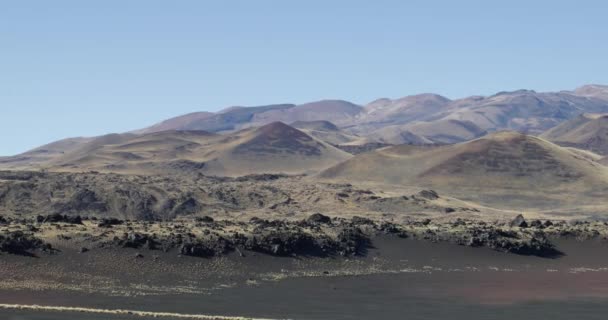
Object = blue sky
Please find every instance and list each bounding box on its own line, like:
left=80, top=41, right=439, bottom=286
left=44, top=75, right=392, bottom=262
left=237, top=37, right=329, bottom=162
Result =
left=1, top=0, right=607, bottom=155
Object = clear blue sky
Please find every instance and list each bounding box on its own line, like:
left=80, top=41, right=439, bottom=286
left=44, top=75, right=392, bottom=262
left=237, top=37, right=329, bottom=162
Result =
left=1, top=0, right=607, bottom=155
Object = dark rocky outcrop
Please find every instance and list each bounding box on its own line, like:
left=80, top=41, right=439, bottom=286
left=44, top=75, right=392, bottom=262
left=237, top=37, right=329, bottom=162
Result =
left=245, top=230, right=323, bottom=256
left=336, top=227, right=370, bottom=256
left=37, top=214, right=83, bottom=224
left=98, top=218, right=124, bottom=228
left=179, top=237, right=232, bottom=258
left=509, top=214, right=528, bottom=228
left=351, top=216, right=374, bottom=226
left=307, top=213, right=331, bottom=224
left=0, top=231, right=52, bottom=256
left=195, top=216, right=215, bottom=223
left=417, top=190, right=439, bottom=200
left=117, top=232, right=159, bottom=250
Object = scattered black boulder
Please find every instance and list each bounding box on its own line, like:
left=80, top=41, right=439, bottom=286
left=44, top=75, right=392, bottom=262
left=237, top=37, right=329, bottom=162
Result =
left=245, top=230, right=321, bottom=256
left=37, top=214, right=83, bottom=224
left=98, top=218, right=124, bottom=228
left=307, top=213, right=331, bottom=224
left=117, top=232, right=158, bottom=250
left=529, top=220, right=544, bottom=228
left=179, top=237, right=231, bottom=258
left=0, top=231, right=51, bottom=256
left=509, top=214, right=528, bottom=228
left=351, top=216, right=374, bottom=226
left=336, top=227, right=371, bottom=256
left=195, top=216, right=215, bottom=223
left=417, top=190, right=439, bottom=200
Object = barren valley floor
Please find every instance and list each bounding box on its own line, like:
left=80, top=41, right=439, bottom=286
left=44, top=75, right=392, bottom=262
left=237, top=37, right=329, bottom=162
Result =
left=3, top=239, right=608, bottom=319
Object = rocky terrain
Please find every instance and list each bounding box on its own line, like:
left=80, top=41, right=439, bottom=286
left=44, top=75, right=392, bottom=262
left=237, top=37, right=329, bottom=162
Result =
left=2, top=85, right=608, bottom=319
left=0, top=170, right=484, bottom=222
left=3, top=211, right=608, bottom=261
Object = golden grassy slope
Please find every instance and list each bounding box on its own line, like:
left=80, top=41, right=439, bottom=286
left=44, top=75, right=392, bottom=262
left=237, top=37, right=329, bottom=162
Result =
left=41, top=122, right=352, bottom=177
left=320, top=131, right=608, bottom=209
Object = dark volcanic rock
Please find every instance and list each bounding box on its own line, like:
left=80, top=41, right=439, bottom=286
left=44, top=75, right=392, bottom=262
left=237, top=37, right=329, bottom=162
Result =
left=351, top=216, right=374, bottom=226
left=336, top=227, right=371, bottom=256
left=0, top=231, right=51, bottom=256
left=98, top=218, right=124, bottom=228
left=307, top=213, right=331, bottom=224
left=37, top=214, right=83, bottom=224
left=234, top=174, right=288, bottom=182
left=379, top=222, right=408, bottom=238
left=417, top=190, right=439, bottom=200
left=246, top=230, right=322, bottom=257
left=530, top=220, right=544, bottom=228
left=195, top=216, right=215, bottom=223
left=59, top=188, right=108, bottom=213
left=509, top=214, right=528, bottom=228
left=488, top=234, right=562, bottom=258
left=118, top=232, right=158, bottom=250
left=179, top=237, right=232, bottom=258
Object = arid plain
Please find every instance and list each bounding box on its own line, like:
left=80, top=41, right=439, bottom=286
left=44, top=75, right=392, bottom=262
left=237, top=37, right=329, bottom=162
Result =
left=3, top=85, right=608, bottom=319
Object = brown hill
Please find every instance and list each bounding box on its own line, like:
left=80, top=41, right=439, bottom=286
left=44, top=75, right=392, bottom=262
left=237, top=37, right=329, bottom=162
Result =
left=437, top=89, right=608, bottom=134
left=130, top=85, right=608, bottom=144
left=0, top=137, right=92, bottom=170
left=5, top=84, right=608, bottom=174
left=291, top=120, right=340, bottom=132
left=540, top=113, right=608, bottom=155
left=201, top=122, right=352, bottom=176
left=137, top=104, right=296, bottom=134
left=136, top=101, right=363, bottom=134
left=34, top=122, right=351, bottom=177
left=368, top=119, right=486, bottom=144
left=133, top=111, right=214, bottom=134
left=290, top=120, right=371, bottom=146
left=361, top=94, right=452, bottom=125
left=320, top=131, right=608, bottom=209
left=351, top=87, right=608, bottom=141
left=252, top=100, right=363, bottom=126
left=573, top=84, right=608, bottom=101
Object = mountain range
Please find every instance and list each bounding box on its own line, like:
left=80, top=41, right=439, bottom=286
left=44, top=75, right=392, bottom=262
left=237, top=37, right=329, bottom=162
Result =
left=3, top=84, right=608, bottom=214
left=134, top=84, right=608, bottom=145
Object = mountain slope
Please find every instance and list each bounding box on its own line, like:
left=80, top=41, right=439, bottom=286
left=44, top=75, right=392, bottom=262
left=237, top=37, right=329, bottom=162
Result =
left=130, top=85, right=608, bottom=143
left=361, top=94, right=452, bottom=125
left=320, top=132, right=608, bottom=209
left=252, top=100, right=364, bottom=126
left=0, top=137, right=93, bottom=170
left=540, top=113, right=608, bottom=155
left=136, top=100, right=363, bottom=134
left=368, top=119, right=486, bottom=145
left=133, top=112, right=215, bottom=134
left=351, top=87, right=608, bottom=142
left=137, top=104, right=296, bottom=134
left=5, top=84, right=608, bottom=174
left=33, top=122, right=351, bottom=177
left=290, top=120, right=371, bottom=146
left=573, top=84, right=608, bottom=101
